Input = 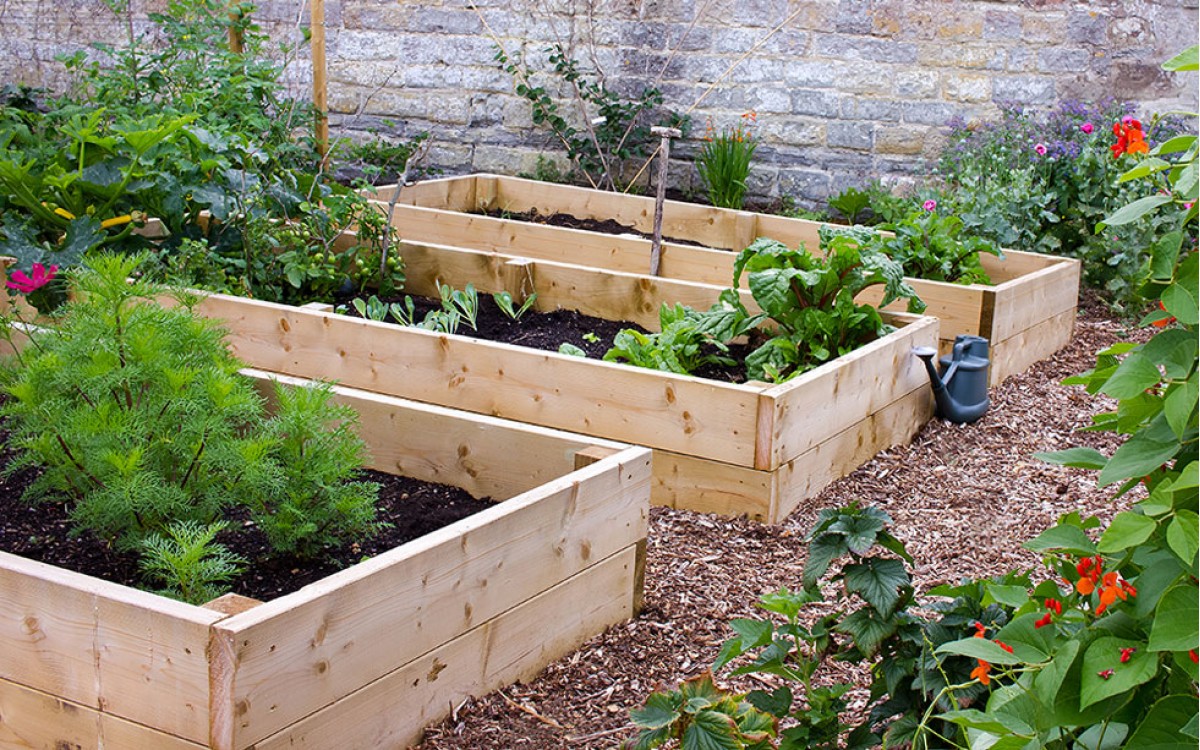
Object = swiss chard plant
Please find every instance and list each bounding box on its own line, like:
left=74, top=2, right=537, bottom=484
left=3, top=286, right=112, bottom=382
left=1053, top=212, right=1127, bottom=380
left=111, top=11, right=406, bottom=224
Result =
left=603, top=303, right=735, bottom=375
left=697, top=235, right=925, bottom=382
left=871, top=206, right=1004, bottom=285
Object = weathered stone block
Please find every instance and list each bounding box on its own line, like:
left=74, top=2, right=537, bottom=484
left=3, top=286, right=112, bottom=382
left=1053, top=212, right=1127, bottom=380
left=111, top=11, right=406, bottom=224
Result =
left=813, top=33, right=919, bottom=64
left=875, top=125, right=928, bottom=155
left=942, top=72, right=991, bottom=102
left=827, top=120, right=875, bottom=150
left=1037, top=47, right=1092, bottom=73
left=992, top=75, right=1057, bottom=105
left=782, top=60, right=845, bottom=88
left=778, top=168, right=833, bottom=201
left=789, top=89, right=842, bottom=119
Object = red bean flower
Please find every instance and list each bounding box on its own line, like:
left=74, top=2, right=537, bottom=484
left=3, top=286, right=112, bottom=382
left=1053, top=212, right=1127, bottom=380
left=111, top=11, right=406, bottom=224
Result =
left=6, top=262, right=58, bottom=294
left=1112, top=118, right=1149, bottom=158
left=1120, top=647, right=1137, bottom=664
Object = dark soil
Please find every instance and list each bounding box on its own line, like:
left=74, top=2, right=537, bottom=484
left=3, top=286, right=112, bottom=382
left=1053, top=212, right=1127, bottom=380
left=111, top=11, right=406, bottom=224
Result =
left=477, top=207, right=716, bottom=249
left=0, top=450, right=495, bottom=602
left=358, top=293, right=752, bottom=383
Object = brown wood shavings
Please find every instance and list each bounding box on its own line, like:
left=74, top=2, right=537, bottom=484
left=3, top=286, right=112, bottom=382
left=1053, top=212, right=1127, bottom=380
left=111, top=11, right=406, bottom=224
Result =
left=417, top=294, right=1152, bottom=749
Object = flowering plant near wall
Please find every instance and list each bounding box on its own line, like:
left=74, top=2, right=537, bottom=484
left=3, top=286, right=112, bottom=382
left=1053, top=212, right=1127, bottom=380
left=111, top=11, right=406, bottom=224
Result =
left=696, top=111, right=758, bottom=210
left=932, top=99, right=1194, bottom=311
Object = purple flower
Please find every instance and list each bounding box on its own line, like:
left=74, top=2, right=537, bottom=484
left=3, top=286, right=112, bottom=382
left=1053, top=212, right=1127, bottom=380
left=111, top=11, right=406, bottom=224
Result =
left=923, top=199, right=937, bottom=212
left=1034, top=143, right=1048, bottom=156
left=1081, top=122, right=1094, bottom=134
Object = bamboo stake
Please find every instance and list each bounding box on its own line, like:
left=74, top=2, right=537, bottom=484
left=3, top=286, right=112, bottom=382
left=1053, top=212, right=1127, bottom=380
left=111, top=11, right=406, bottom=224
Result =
left=648, top=126, right=681, bottom=276
left=311, top=0, right=329, bottom=159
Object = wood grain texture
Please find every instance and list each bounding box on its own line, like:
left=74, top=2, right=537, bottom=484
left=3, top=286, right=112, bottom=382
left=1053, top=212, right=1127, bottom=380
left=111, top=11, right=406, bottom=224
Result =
left=763, top=315, right=938, bottom=467
left=249, top=545, right=639, bottom=750
left=209, top=449, right=651, bottom=748
left=244, top=370, right=624, bottom=500
left=190, top=294, right=763, bottom=467
left=988, top=308, right=1077, bottom=386
left=0, top=677, right=205, bottom=750
left=0, top=552, right=220, bottom=744
left=985, top=258, right=1081, bottom=343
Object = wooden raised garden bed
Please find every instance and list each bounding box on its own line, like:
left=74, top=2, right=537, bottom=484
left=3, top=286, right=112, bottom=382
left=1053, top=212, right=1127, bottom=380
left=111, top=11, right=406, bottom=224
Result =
left=179, top=241, right=938, bottom=523
left=364, top=173, right=1081, bottom=385
left=0, top=370, right=651, bottom=749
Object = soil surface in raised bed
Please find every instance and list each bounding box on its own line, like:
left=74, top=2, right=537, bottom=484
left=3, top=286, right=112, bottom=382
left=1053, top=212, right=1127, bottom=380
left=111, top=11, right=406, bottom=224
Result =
left=352, top=293, right=753, bottom=383
left=414, top=292, right=1158, bottom=749
left=0, top=450, right=495, bottom=601
left=477, top=207, right=718, bottom=249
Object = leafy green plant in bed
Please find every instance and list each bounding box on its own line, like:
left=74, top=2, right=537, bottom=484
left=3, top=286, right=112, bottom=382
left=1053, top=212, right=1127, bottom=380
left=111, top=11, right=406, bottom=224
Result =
left=863, top=205, right=1004, bottom=285
left=603, top=303, right=734, bottom=375
left=0, top=255, right=380, bottom=594
left=140, top=520, right=246, bottom=605
left=701, top=235, right=924, bottom=382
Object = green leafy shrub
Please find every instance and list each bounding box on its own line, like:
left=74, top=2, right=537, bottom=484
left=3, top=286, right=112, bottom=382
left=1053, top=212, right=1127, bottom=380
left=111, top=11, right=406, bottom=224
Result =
left=934, top=98, right=1195, bottom=310
left=869, top=207, right=1004, bottom=285
left=495, top=43, right=688, bottom=192
left=696, top=112, right=758, bottom=210
left=0, top=255, right=380, bottom=563
left=140, top=521, right=245, bottom=604
left=603, top=303, right=734, bottom=375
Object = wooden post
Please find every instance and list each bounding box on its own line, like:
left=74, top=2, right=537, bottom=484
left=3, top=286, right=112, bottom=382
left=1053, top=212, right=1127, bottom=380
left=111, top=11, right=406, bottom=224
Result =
left=648, top=126, right=681, bottom=276
left=228, top=17, right=244, bottom=53
left=311, top=0, right=329, bottom=159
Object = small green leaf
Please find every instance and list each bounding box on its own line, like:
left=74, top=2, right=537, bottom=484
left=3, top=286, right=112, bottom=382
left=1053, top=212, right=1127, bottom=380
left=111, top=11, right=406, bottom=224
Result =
left=1165, top=375, right=1199, bottom=439
left=1075, top=722, right=1129, bottom=750
left=1162, top=44, right=1199, bottom=71
left=1142, top=328, right=1197, bottom=378
left=985, top=583, right=1031, bottom=609
left=1034, top=447, right=1108, bottom=470
left=682, top=710, right=741, bottom=750
left=1101, top=351, right=1164, bottom=399
left=1148, top=584, right=1199, bottom=652
left=1023, top=523, right=1097, bottom=555
left=1080, top=636, right=1156, bottom=708
left=1098, top=511, right=1158, bottom=553
left=1125, top=695, right=1198, bottom=749
left=631, top=691, right=682, bottom=730
left=1098, top=419, right=1180, bottom=487
left=843, top=557, right=909, bottom=615
left=1099, top=194, right=1172, bottom=228
left=1167, top=511, right=1199, bottom=564
left=935, top=637, right=1025, bottom=665
left=1161, top=253, right=1199, bottom=325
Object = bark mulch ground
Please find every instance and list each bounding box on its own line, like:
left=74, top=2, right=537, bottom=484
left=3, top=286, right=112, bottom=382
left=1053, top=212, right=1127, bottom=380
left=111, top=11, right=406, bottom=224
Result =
left=416, top=292, right=1151, bottom=749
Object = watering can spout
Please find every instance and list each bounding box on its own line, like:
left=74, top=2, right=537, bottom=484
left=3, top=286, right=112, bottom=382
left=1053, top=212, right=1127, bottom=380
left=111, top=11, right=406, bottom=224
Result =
left=913, top=335, right=991, bottom=424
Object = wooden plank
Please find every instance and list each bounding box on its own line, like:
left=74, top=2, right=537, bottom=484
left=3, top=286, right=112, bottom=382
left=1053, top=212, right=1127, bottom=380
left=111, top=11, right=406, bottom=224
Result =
left=753, top=212, right=825, bottom=251
left=863, top=279, right=987, bottom=339
left=392, top=238, right=753, bottom=331
left=209, top=448, right=650, bottom=748
left=986, top=258, right=1081, bottom=343
left=988, top=307, right=1077, bottom=386
left=250, top=544, right=639, bottom=750
left=0, top=677, right=205, bottom=750
left=380, top=202, right=735, bottom=287
left=0, top=552, right=220, bottom=745
left=979, top=247, right=1063, bottom=283
left=649, top=450, right=774, bottom=521
left=764, top=315, right=938, bottom=467
left=245, top=370, right=629, bottom=500
left=190, top=294, right=764, bottom=467
left=771, top=386, right=933, bottom=522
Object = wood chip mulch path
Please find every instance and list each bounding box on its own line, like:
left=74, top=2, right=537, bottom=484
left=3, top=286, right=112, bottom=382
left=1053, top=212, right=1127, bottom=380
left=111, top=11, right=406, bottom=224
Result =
left=417, top=294, right=1150, bottom=750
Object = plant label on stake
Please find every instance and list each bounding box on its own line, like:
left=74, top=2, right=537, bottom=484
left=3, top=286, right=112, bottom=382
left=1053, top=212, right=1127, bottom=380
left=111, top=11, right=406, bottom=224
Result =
left=649, top=126, right=682, bottom=276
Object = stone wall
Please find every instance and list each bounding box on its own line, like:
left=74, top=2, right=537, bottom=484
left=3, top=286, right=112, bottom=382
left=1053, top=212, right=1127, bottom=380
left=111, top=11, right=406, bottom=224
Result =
left=2, top=0, right=1197, bottom=204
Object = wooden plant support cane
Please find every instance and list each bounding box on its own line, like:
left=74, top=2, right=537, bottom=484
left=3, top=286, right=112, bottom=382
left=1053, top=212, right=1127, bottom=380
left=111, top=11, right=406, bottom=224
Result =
left=649, top=126, right=682, bottom=276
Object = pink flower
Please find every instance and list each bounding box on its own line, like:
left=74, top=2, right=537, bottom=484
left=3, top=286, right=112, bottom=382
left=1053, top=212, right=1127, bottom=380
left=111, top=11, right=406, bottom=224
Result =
left=1121, top=115, right=1135, bottom=127
left=923, top=199, right=937, bottom=212
left=1034, top=143, right=1048, bottom=156
left=1186, top=202, right=1195, bottom=210
left=1081, top=122, right=1094, bottom=134
left=6, top=263, right=58, bottom=294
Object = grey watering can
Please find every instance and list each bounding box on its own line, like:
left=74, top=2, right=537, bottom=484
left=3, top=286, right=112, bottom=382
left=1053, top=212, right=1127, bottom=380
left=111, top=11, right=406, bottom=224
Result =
left=914, top=334, right=991, bottom=424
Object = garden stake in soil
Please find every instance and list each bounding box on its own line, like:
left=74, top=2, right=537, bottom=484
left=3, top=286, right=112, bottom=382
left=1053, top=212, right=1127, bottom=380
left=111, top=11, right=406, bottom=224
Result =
left=649, top=126, right=681, bottom=276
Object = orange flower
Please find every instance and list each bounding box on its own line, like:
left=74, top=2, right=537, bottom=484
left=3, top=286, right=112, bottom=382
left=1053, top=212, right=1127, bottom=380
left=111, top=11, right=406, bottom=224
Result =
left=971, top=660, right=992, bottom=685
left=1151, top=300, right=1177, bottom=328
left=1111, top=118, right=1149, bottom=158
left=1095, top=571, right=1135, bottom=615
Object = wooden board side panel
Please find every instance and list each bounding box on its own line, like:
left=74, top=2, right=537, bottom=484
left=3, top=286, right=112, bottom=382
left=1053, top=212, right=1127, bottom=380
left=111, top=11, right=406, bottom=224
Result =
left=752, top=213, right=826, bottom=251
left=650, top=450, right=774, bottom=521
left=215, top=452, right=650, bottom=747
left=987, top=260, right=1081, bottom=343
left=251, top=544, right=638, bottom=750
left=192, top=294, right=762, bottom=466
left=0, top=553, right=219, bottom=744
left=245, top=371, right=621, bottom=499
left=768, top=316, right=938, bottom=465
left=862, top=282, right=987, bottom=340
left=978, top=248, right=1064, bottom=282
left=771, top=387, right=934, bottom=522
left=0, top=677, right=206, bottom=750
left=988, top=307, right=1077, bottom=386
left=384, top=203, right=737, bottom=287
